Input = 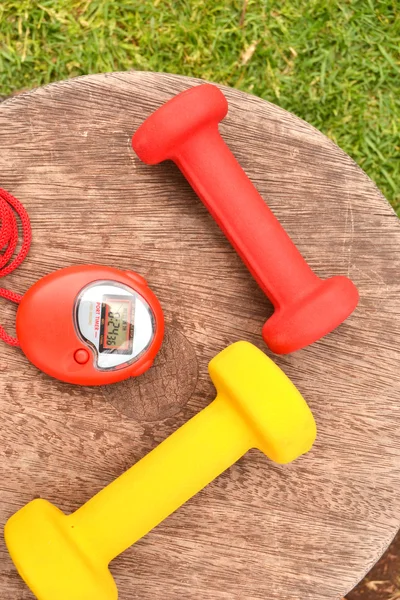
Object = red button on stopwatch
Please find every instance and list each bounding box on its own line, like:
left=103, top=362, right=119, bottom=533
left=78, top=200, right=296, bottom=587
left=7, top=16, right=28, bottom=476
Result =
left=74, top=349, right=90, bottom=365
left=16, top=265, right=164, bottom=386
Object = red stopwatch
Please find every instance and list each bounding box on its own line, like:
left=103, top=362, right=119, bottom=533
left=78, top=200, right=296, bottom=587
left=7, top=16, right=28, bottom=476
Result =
left=16, top=265, right=164, bottom=386
left=0, top=189, right=164, bottom=385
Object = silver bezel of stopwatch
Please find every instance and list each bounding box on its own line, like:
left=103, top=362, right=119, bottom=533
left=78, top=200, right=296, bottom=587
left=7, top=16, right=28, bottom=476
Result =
left=74, top=280, right=156, bottom=371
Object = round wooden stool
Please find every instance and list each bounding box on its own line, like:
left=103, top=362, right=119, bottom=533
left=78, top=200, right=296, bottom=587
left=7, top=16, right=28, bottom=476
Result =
left=0, top=72, right=399, bottom=600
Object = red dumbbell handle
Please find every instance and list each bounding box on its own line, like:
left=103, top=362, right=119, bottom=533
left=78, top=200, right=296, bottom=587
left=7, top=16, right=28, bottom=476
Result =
left=175, top=127, right=320, bottom=308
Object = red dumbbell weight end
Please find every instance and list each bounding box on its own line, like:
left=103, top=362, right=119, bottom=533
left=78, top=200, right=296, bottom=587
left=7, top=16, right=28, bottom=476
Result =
left=132, top=84, right=359, bottom=354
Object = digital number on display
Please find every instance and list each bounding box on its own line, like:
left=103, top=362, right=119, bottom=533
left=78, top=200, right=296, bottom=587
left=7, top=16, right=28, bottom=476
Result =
left=99, top=295, right=134, bottom=354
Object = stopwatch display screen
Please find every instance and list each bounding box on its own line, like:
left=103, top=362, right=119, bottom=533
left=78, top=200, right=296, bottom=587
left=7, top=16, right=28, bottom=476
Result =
left=75, top=280, right=156, bottom=371
left=100, top=295, right=133, bottom=354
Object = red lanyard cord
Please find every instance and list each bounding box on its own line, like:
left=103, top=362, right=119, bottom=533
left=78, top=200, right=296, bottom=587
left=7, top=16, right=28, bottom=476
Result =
left=0, top=188, right=32, bottom=346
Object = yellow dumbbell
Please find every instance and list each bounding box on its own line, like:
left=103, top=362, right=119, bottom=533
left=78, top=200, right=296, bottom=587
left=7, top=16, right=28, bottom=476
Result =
left=5, top=341, right=316, bottom=600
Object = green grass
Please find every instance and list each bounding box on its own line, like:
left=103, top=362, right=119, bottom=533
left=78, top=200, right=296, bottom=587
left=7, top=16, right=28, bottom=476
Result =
left=0, top=0, right=399, bottom=212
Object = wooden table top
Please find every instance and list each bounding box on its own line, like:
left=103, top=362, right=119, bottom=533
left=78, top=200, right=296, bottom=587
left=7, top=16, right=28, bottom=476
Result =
left=0, top=72, right=399, bottom=600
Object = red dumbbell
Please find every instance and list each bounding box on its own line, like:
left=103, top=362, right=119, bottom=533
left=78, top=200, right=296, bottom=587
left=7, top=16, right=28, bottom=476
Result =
left=132, top=84, right=359, bottom=354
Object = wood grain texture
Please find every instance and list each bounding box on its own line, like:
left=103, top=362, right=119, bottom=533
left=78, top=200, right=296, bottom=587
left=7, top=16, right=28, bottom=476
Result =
left=102, top=327, right=198, bottom=421
left=0, top=71, right=399, bottom=600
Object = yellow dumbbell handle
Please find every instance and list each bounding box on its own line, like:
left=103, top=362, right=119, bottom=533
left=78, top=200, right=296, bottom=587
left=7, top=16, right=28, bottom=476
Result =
left=68, top=393, right=252, bottom=564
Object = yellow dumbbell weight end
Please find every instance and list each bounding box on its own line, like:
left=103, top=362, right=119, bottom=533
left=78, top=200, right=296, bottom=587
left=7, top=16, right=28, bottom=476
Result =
left=5, top=341, right=316, bottom=600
